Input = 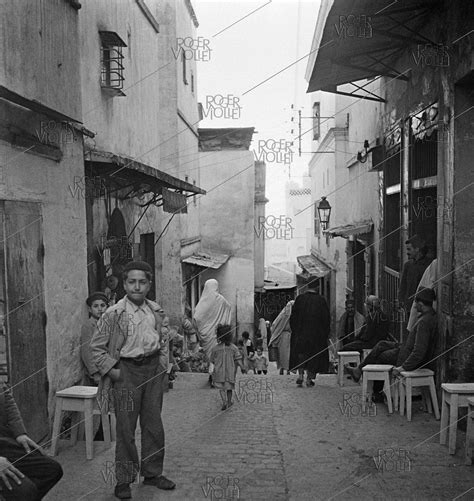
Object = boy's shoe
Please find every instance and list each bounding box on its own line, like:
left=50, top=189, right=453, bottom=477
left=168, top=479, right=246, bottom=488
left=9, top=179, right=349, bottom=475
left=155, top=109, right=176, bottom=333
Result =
left=221, top=403, right=227, bottom=411
left=143, top=476, right=176, bottom=490
left=306, top=379, right=315, bottom=387
left=114, top=483, right=132, bottom=499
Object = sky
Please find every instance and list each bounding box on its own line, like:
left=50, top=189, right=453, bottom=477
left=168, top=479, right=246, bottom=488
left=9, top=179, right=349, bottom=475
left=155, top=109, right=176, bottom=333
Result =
left=193, top=0, right=321, bottom=217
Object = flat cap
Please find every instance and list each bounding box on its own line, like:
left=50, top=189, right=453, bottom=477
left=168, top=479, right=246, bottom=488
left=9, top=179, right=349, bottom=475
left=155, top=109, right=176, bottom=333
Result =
left=123, top=260, right=153, bottom=274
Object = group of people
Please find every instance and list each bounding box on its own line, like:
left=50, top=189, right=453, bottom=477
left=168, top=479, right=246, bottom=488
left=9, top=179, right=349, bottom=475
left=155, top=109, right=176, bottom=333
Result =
left=268, top=234, right=438, bottom=399
left=0, top=233, right=437, bottom=499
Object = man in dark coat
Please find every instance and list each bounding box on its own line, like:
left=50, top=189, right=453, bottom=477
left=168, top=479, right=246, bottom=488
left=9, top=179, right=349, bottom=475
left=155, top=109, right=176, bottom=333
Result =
left=289, top=282, right=331, bottom=387
left=0, top=385, right=63, bottom=500
left=398, top=235, right=432, bottom=316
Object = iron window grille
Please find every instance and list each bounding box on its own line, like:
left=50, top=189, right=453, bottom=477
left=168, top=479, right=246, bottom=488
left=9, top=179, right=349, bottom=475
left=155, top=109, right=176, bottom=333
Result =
left=99, top=31, right=127, bottom=95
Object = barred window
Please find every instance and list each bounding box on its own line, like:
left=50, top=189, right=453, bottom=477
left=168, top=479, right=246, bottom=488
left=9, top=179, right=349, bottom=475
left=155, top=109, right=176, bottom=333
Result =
left=99, top=31, right=127, bottom=96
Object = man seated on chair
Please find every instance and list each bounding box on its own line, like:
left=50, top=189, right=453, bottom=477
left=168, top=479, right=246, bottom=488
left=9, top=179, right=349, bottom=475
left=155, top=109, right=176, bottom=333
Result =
left=0, top=385, right=63, bottom=500
left=342, top=295, right=390, bottom=358
left=337, top=299, right=365, bottom=351
left=392, top=287, right=437, bottom=377
left=346, top=288, right=437, bottom=400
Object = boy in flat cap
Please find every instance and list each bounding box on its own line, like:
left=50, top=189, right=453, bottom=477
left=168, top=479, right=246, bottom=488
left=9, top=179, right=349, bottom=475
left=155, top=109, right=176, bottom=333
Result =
left=81, top=292, right=109, bottom=385
left=91, top=261, right=175, bottom=499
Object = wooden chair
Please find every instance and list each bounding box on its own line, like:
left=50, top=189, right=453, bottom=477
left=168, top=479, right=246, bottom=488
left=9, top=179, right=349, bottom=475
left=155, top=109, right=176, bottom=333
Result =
left=465, top=397, right=474, bottom=465
left=362, top=364, right=394, bottom=413
left=337, top=351, right=360, bottom=386
left=397, top=369, right=440, bottom=421
left=51, top=386, right=113, bottom=460
left=439, top=383, right=474, bottom=455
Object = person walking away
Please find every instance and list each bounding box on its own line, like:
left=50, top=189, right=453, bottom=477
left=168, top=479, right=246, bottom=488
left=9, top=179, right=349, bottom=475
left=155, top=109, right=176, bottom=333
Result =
left=268, top=300, right=294, bottom=375
left=0, top=385, right=63, bottom=500
left=193, top=279, right=232, bottom=387
left=209, top=325, right=245, bottom=410
left=289, top=281, right=331, bottom=387
left=91, top=261, right=175, bottom=500
left=254, top=348, right=268, bottom=375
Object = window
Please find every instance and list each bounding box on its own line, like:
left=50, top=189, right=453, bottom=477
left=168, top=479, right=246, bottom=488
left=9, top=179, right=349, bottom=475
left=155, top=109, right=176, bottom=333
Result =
left=191, top=71, right=194, bottom=93
left=182, top=51, right=188, bottom=85
left=99, top=31, right=127, bottom=95
left=312, top=102, right=320, bottom=140
left=314, top=202, right=320, bottom=236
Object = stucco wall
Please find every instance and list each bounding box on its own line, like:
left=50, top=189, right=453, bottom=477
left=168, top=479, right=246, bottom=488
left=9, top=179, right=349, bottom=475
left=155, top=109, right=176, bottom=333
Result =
left=199, top=149, right=255, bottom=334
left=0, top=0, right=88, bottom=417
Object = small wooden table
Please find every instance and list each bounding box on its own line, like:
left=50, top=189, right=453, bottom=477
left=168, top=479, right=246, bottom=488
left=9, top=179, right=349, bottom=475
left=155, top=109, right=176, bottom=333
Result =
left=439, top=383, right=474, bottom=455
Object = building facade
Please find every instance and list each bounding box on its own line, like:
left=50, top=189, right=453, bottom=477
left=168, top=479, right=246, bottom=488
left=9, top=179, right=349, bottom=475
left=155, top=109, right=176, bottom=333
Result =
left=306, top=0, right=474, bottom=383
left=0, top=0, right=88, bottom=440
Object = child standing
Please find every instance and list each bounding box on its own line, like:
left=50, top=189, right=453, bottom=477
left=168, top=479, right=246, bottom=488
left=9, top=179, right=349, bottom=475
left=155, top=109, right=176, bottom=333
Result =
left=254, top=347, right=268, bottom=375
left=242, top=331, right=256, bottom=374
left=81, top=292, right=109, bottom=386
left=210, top=324, right=245, bottom=410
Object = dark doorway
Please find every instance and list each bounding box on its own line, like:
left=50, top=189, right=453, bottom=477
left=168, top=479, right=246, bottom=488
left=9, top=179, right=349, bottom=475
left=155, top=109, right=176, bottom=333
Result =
left=0, top=201, right=48, bottom=441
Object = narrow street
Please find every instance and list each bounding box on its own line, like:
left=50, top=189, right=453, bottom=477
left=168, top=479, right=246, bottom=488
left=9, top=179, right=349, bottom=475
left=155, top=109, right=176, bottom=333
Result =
left=50, top=364, right=472, bottom=501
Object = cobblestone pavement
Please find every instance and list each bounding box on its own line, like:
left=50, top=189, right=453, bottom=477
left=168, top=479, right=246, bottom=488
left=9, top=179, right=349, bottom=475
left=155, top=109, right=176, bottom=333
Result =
left=48, top=365, right=473, bottom=501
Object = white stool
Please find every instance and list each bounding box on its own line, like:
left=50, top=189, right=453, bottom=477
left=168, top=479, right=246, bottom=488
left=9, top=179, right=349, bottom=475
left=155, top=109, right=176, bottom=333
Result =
left=465, top=397, right=474, bottom=465
left=362, top=364, right=394, bottom=413
left=397, top=369, right=440, bottom=421
left=51, top=386, right=113, bottom=460
left=337, top=351, right=360, bottom=386
left=440, top=383, right=474, bottom=455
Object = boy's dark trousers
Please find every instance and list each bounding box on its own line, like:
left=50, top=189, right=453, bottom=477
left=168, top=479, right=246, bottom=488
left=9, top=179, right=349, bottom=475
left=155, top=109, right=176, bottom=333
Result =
left=0, top=437, right=63, bottom=500
left=113, top=355, right=165, bottom=485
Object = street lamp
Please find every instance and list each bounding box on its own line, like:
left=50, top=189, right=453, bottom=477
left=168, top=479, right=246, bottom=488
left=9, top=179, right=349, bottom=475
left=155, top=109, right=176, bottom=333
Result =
left=317, top=196, right=332, bottom=230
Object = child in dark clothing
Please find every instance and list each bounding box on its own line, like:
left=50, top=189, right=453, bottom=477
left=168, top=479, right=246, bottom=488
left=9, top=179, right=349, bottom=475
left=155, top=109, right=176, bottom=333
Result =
left=210, top=325, right=245, bottom=410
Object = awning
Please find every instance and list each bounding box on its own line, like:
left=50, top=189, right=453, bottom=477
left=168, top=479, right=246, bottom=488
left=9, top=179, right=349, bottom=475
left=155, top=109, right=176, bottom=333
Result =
left=326, top=220, right=373, bottom=238
left=306, top=0, right=439, bottom=97
left=85, top=149, right=206, bottom=208
left=182, top=252, right=229, bottom=270
left=0, top=85, right=82, bottom=124
left=297, top=255, right=332, bottom=278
